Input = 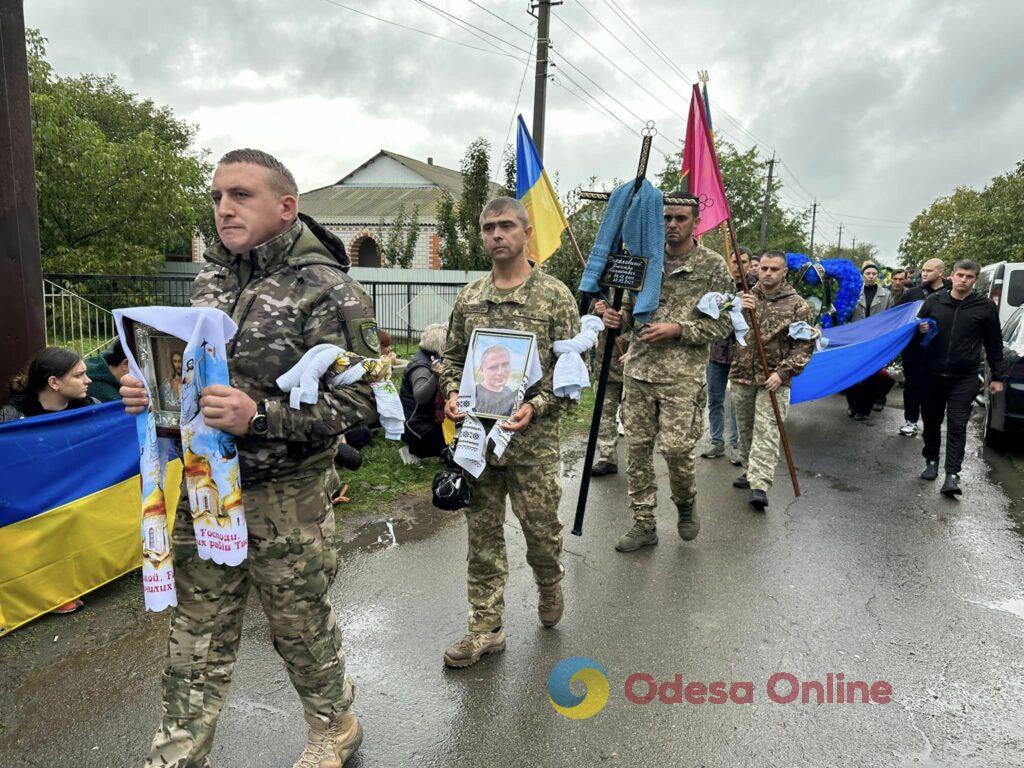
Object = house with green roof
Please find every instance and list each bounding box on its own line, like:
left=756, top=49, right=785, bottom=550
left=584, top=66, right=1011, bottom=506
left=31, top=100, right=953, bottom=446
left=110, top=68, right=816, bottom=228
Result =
left=300, top=150, right=501, bottom=269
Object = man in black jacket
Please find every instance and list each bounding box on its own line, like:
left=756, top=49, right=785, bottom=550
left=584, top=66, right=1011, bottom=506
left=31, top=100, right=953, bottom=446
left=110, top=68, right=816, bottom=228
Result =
left=897, top=258, right=948, bottom=436
left=916, top=259, right=1007, bottom=496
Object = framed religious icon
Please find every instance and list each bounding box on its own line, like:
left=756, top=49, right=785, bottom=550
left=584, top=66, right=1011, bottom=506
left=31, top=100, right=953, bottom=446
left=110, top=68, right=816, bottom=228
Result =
left=122, top=319, right=188, bottom=438
left=467, top=328, right=536, bottom=420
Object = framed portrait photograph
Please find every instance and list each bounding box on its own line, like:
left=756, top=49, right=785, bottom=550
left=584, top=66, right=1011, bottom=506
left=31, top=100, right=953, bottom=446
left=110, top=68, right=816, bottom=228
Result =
left=122, top=319, right=187, bottom=438
left=468, top=328, right=536, bottom=420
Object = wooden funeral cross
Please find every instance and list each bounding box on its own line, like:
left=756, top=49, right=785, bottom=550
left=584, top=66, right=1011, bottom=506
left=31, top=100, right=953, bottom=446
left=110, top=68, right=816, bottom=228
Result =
left=571, top=122, right=694, bottom=536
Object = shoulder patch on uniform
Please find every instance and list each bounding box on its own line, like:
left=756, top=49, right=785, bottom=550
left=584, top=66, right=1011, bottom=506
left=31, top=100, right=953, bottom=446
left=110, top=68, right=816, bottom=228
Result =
left=358, top=321, right=381, bottom=354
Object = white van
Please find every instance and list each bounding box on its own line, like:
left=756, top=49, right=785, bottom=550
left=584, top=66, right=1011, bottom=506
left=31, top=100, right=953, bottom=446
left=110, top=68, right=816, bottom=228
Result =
left=977, top=261, right=1024, bottom=325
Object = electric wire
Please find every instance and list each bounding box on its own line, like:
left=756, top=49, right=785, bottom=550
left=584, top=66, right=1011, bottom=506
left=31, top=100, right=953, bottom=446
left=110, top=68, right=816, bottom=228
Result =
left=316, top=0, right=524, bottom=60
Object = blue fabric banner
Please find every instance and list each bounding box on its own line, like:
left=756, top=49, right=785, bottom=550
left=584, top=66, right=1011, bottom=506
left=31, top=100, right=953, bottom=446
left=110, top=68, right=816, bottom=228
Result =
left=790, top=301, right=924, bottom=405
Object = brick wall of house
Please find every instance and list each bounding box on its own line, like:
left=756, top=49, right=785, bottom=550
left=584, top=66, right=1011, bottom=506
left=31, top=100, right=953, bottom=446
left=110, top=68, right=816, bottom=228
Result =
left=325, top=224, right=439, bottom=269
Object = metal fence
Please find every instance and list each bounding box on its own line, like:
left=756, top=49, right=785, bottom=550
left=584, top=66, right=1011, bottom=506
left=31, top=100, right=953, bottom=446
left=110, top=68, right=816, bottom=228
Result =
left=42, top=279, right=119, bottom=357
left=43, top=273, right=465, bottom=346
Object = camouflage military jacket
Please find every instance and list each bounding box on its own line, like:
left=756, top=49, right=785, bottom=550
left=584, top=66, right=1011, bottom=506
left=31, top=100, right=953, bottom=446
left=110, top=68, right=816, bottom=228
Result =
left=441, top=268, right=580, bottom=467
left=191, top=219, right=378, bottom=482
left=729, top=283, right=815, bottom=386
left=621, top=243, right=733, bottom=384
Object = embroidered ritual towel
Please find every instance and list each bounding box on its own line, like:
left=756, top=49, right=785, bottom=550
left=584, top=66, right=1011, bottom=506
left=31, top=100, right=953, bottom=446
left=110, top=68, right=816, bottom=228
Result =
left=115, top=307, right=245, bottom=612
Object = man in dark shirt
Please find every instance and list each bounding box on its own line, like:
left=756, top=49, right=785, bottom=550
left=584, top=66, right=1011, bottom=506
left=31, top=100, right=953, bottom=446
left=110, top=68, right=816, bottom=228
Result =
left=916, top=259, right=1007, bottom=496
left=897, top=258, right=948, bottom=436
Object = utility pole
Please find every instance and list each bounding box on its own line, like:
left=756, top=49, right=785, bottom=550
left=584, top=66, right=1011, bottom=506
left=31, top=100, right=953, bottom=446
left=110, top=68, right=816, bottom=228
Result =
left=851, top=235, right=857, bottom=252
left=808, top=200, right=818, bottom=258
left=0, top=0, right=45, bottom=404
left=836, top=222, right=844, bottom=252
left=757, top=151, right=776, bottom=253
left=531, top=0, right=559, bottom=160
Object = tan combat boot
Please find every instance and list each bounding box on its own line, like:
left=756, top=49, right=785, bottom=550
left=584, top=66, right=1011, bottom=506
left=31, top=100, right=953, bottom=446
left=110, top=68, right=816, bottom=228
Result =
left=676, top=496, right=700, bottom=541
left=538, top=583, right=564, bottom=627
left=615, top=520, right=658, bottom=552
left=292, top=711, right=363, bottom=768
left=443, top=628, right=506, bottom=668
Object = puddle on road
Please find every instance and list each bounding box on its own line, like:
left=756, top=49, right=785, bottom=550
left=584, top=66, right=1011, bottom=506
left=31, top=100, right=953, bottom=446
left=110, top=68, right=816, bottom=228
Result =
left=980, top=441, right=1024, bottom=539
left=983, top=597, right=1024, bottom=620
left=339, top=495, right=459, bottom=554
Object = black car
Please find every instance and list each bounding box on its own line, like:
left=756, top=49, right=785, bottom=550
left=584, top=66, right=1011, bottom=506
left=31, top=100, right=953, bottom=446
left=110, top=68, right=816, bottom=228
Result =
left=983, top=305, right=1024, bottom=447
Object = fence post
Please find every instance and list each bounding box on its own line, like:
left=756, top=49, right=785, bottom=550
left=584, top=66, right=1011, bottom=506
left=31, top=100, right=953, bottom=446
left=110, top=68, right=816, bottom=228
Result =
left=406, top=282, right=413, bottom=343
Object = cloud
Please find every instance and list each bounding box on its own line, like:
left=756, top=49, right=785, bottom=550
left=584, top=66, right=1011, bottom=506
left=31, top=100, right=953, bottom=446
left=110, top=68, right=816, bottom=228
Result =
left=24, top=0, right=1024, bottom=260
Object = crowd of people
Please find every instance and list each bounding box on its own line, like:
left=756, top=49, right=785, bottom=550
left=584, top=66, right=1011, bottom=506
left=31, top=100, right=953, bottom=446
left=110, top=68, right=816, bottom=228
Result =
left=0, top=147, right=1012, bottom=768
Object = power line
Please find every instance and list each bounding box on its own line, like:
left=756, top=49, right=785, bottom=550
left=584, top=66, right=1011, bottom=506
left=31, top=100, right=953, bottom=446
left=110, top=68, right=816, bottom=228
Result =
left=316, top=0, right=524, bottom=60
left=553, top=52, right=682, bottom=152
left=411, top=0, right=533, bottom=59
left=556, top=3, right=762, bottom=155
left=495, top=36, right=536, bottom=184
left=602, top=0, right=688, bottom=82
left=551, top=11, right=687, bottom=122
left=594, top=0, right=781, bottom=155
left=466, top=0, right=534, bottom=40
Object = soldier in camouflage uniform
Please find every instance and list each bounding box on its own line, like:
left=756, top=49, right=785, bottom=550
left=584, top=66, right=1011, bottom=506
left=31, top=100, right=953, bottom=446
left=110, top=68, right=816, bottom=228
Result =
left=602, top=194, right=733, bottom=551
left=729, top=249, right=814, bottom=511
left=590, top=298, right=628, bottom=476
left=121, top=149, right=378, bottom=768
left=440, top=197, right=580, bottom=668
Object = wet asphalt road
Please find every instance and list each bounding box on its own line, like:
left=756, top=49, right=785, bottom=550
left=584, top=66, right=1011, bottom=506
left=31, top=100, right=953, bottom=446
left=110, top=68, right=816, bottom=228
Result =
left=2, top=395, right=1023, bottom=768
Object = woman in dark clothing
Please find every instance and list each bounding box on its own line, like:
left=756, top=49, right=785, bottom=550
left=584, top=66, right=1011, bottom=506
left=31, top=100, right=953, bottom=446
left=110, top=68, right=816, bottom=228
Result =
left=399, top=323, right=449, bottom=459
left=1, top=347, right=97, bottom=422
left=0, top=346, right=98, bottom=613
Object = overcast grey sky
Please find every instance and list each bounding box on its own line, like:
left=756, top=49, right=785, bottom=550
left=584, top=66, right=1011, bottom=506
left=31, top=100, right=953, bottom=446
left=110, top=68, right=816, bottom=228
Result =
left=24, top=0, right=1024, bottom=263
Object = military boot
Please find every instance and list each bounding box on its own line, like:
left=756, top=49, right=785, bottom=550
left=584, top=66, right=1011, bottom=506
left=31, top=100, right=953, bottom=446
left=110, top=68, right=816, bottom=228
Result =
left=292, top=711, right=363, bottom=768
left=676, top=497, right=700, bottom=541
left=538, top=583, right=564, bottom=627
left=615, top=520, right=658, bottom=552
left=443, top=628, right=506, bottom=668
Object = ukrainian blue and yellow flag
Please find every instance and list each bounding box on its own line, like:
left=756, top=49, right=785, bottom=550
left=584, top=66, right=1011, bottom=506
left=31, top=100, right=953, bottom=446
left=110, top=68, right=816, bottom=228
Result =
left=0, top=401, right=180, bottom=635
left=516, top=115, right=569, bottom=265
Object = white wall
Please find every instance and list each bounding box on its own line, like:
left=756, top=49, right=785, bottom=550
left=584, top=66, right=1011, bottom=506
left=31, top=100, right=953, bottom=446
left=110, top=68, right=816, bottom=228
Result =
left=342, top=155, right=432, bottom=187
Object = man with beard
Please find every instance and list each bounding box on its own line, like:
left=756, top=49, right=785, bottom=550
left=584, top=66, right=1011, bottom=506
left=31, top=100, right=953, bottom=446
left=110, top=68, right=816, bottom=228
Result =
left=601, top=192, right=733, bottom=551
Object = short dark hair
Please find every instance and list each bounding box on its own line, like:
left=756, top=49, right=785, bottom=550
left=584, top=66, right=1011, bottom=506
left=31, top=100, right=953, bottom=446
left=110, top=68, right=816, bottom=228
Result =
left=102, top=339, right=128, bottom=367
left=10, top=346, right=82, bottom=394
left=861, top=261, right=879, bottom=274
left=749, top=253, right=761, bottom=263
left=737, top=246, right=753, bottom=258
left=479, top=196, right=530, bottom=228
left=953, top=259, right=980, bottom=275
left=891, top=268, right=908, bottom=278
left=761, top=249, right=786, bottom=261
left=218, top=148, right=298, bottom=197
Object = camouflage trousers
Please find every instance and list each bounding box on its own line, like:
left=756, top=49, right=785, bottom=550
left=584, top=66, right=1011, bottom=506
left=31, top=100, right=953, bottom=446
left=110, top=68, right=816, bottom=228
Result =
left=732, top=383, right=791, bottom=491
left=596, top=378, right=624, bottom=464
left=465, top=462, right=564, bottom=633
left=144, top=475, right=353, bottom=768
left=623, top=376, right=706, bottom=524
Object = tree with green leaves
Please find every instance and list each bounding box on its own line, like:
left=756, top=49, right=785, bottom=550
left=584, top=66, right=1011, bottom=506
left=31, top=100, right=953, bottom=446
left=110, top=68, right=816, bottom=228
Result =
left=376, top=204, right=420, bottom=268
left=27, top=29, right=211, bottom=274
left=438, top=137, right=495, bottom=271
left=898, top=187, right=984, bottom=272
